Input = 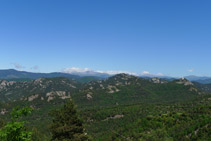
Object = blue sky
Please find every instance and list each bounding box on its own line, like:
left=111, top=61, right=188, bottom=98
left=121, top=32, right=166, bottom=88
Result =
left=0, top=0, right=210, bottom=77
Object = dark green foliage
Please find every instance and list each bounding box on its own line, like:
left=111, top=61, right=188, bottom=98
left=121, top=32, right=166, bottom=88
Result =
left=73, top=74, right=199, bottom=108
left=0, top=107, right=32, bottom=141
left=0, top=74, right=210, bottom=140
left=0, top=118, right=4, bottom=129
left=49, top=100, right=88, bottom=141
left=31, top=127, right=50, bottom=141
left=81, top=96, right=211, bottom=140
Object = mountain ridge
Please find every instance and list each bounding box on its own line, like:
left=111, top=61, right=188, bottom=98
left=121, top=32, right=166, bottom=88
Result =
left=1, top=69, right=211, bottom=84
left=0, top=73, right=202, bottom=105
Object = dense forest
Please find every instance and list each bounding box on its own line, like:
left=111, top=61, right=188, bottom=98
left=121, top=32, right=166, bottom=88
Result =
left=0, top=74, right=210, bottom=140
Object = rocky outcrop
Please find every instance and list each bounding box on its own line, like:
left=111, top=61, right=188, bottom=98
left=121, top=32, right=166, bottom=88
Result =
left=46, top=91, right=71, bottom=102
left=107, top=85, right=120, bottom=94
left=176, top=78, right=194, bottom=86
left=0, top=80, right=16, bottom=89
left=86, top=93, right=93, bottom=100
left=1, top=109, right=8, bottom=115
left=28, top=94, right=39, bottom=101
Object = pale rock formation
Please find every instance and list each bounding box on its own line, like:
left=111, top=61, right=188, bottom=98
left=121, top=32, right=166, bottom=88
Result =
left=86, top=93, right=93, bottom=100
left=28, top=94, right=39, bottom=101
left=176, top=78, right=194, bottom=86
left=107, top=85, right=120, bottom=94
left=1, top=109, right=7, bottom=115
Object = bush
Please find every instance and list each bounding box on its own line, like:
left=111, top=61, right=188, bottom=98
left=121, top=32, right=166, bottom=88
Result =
left=0, top=107, right=32, bottom=141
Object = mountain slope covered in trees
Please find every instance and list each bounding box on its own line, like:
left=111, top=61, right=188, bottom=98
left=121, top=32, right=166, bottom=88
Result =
left=0, top=73, right=210, bottom=140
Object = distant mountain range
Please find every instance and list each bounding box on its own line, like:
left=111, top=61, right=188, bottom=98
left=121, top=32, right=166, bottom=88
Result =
left=0, top=69, right=102, bottom=83
left=0, top=69, right=211, bottom=84
left=184, top=75, right=211, bottom=84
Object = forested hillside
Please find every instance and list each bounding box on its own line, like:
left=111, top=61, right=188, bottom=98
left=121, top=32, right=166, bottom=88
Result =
left=0, top=74, right=210, bottom=140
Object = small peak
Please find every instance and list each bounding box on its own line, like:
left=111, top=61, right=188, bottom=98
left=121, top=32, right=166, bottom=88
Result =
left=176, top=78, right=193, bottom=86
left=114, top=73, right=133, bottom=77
left=179, top=77, right=189, bottom=82
left=110, top=73, right=136, bottom=80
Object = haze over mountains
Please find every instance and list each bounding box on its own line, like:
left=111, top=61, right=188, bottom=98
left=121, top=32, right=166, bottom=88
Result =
left=1, top=69, right=211, bottom=84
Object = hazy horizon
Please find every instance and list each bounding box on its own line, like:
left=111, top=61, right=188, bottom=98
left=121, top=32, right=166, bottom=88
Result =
left=1, top=68, right=211, bottom=78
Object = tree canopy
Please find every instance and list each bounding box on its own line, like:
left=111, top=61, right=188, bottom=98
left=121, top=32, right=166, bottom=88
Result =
left=0, top=107, right=32, bottom=141
left=49, top=100, right=88, bottom=141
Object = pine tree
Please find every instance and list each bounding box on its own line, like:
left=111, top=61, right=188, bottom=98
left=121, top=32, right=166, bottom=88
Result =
left=49, top=100, right=88, bottom=141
